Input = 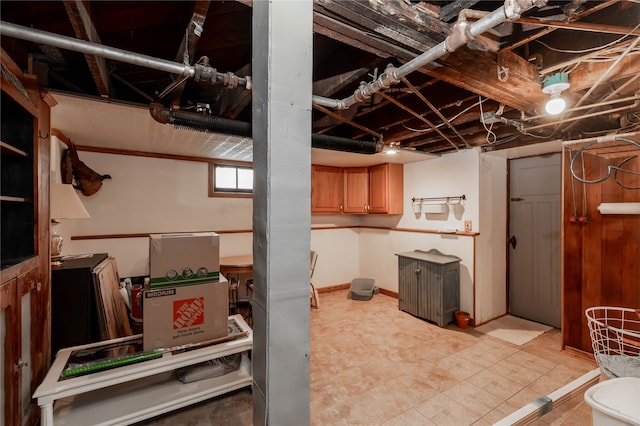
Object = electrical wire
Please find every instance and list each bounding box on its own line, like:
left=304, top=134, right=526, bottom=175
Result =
left=569, top=137, right=640, bottom=188
left=478, top=96, right=496, bottom=144
left=401, top=100, right=481, bottom=133
left=614, top=154, right=640, bottom=190
left=534, top=23, right=640, bottom=54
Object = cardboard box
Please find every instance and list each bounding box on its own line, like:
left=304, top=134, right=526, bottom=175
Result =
left=149, top=232, right=220, bottom=288
left=142, top=277, right=229, bottom=351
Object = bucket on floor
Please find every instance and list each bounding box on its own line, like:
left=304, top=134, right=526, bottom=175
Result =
left=584, top=377, right=640, bottom=426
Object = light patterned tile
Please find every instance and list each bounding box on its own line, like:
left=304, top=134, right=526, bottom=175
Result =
left=382, top=408, right=437, bottom=426
left=504, top=350, right=557, bottom=374
left=467, top=368, right=525, bottom=401
left=414, top=393, right=484, bottom=426
left=488, top=357, right=545, bottom=386
left=442, top=381, right=504, bottom=417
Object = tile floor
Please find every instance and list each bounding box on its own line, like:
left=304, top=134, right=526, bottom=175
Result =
left=138, top=290, right=600, bottom=425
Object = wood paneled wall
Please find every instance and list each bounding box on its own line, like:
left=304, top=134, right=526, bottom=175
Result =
left=562, top=148, right=640, bottom=352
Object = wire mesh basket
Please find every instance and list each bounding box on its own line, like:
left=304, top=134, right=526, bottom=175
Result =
left=585, top=306, right=640, bottom=378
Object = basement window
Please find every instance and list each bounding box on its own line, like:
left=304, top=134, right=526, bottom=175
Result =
left=208, top=161, right=253, bottom=198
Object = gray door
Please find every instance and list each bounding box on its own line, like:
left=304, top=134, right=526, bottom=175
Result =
left=509, top=154, right=561, bottom=328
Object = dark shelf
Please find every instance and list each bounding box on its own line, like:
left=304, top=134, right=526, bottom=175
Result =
left=1, top=89, right=35, bottom=269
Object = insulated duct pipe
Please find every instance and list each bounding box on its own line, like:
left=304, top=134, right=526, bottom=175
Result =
left=312, top=0, right=547, bottom=110
left=149, top=103, right=383, bottom=154
left=0, top=21, right=250, bottom=89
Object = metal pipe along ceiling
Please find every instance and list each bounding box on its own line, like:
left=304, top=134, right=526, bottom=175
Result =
left=312, top=0, right=548, bottom=110
left=0, top=21, right=250, bottom=89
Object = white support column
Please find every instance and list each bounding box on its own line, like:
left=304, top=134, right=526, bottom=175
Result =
left=251, top=1, right=313, bottom=424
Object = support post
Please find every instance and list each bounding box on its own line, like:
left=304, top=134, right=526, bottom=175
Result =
left=251, top=0, right=313, bottom=424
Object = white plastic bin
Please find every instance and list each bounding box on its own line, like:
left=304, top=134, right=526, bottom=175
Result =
left=584, top=377, right=640, bottom=426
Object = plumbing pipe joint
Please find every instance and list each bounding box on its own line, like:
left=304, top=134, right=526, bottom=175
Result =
left=504, top=0, right=547, bottom=20
left=445, top=18, right=471, bottom=52
left=221, top=72, right=239, bottom=89
left=193, top=63, right=217, bottom=83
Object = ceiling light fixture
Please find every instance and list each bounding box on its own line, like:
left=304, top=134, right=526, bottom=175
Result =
left=385, top=142, right=399, bottom=155
left=542, top=72, right=570, bottom=115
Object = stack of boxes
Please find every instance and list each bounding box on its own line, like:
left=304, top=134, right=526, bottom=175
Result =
left=143, top=232, right=229, bottom=351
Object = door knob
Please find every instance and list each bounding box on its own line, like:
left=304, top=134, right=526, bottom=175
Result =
left=509, top=236, right=517, bottom=249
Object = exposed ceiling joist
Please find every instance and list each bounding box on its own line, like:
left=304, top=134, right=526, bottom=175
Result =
left=63, top=0, right=109, bottom=96
left=168, top=1, right=210, bottom=107
left=439, top=0, right=481, bottom=22
left=499, top=0, right=622, bottom=53
left=513, top=17, right=640, bottom=36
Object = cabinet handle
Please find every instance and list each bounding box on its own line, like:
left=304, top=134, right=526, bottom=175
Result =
left=414, top=268, right=421, bottom=275
left=339, top=203, right=343, bottom=212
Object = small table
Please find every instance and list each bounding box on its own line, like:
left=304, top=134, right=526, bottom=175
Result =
left=220, top=255, right=253, bottom=314
left=33, top=315, right=252, bottom=426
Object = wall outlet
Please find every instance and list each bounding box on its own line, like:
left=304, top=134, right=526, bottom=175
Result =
left=464, top=220, right=472, bottom=232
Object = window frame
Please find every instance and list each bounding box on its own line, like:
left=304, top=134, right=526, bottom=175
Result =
left=208, top=160, right=253, bottom=198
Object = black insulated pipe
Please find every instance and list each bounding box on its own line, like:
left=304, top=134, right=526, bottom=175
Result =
left=149, top=103, right=382, bottom=155
left=311, top=134, right=383, bottom=154
left=170, top=110, right=252, bottom=137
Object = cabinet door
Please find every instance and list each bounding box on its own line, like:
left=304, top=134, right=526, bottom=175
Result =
left=343, top=167, right=369, bottom=213
left=1, top=278, right=20, bottom=426
left=398, top=256, right=419, bottom=316
left=311, top=165, right=343, bottom=213
left=368, top=163, right=404, bottom=214
left=17, top=268, right=39, bottom=426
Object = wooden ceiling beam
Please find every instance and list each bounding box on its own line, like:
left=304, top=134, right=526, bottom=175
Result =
left=315, top=1, right=438, bottom=53
left=439, top=0, right=481, bottom=22
left=168, top=1, right=210, bottom=108
left=355, top=0, right=450, bottom=40
left=566, top=54, right=640, bottom=92
left=63, top=0, right=109, bottom=96
left=423, top=48, right=546, bottom=112
left=513, top=17, right=640, bottom=36
left=499, top=0, right=621, bottom=53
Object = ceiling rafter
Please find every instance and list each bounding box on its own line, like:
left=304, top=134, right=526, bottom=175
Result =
left=168, top=0, right=210, bottom=108
left=513, top=17, right=640, bottom=36
left=499, top=0, right=622, bottom=54
left=63, top=0, right=109, bottom=96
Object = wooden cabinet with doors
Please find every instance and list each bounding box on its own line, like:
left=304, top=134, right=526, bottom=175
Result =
left=368, top=163, right=403, bottom=214
left=343, top=167, right=369, bottom=213
left=1, top=50, right=51, bottom=426
left=311, top=163, right=403, bottom=214
left=311, top=165, right=343, bottom=213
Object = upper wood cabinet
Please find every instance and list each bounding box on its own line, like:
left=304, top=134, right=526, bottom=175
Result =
left=343, top=167, right=369, bottom=213
left=311, top=163, right=403, bottom=215
left=311, top=165, right=343, bottom=213
left=368, top=163, right=403, bottom=214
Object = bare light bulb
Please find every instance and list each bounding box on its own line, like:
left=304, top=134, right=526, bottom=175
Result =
left=545, top=93, right=566, bottom=115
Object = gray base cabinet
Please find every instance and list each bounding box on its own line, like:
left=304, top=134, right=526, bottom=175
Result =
left=396, top=249, right=461, bottom=327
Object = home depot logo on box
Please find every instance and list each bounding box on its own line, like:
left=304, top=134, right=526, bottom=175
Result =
left=173, top=297, right=205, bottom=329
left=142, top=279, right=229, bottom=351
